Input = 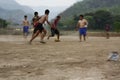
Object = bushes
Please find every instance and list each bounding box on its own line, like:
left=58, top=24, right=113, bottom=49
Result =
left=113, top=22, right=120, bottom=33
left=0, top=18, right=8, bottom=28
left=60, top=10, right=120, bottom=33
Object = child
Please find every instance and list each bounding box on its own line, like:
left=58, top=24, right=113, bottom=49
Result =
left=32, top=12, right=40, bottom=28
left=76, top=15, right=88, bottom=42
left=47, top=15, right=61, bottom=42
left=29, top=9, right=51, bottom=44
left=23, top=15, right=29, bottom=39
left=105, top=24, right=110, bottom=39
left=32, top=12, right=41, bottom=37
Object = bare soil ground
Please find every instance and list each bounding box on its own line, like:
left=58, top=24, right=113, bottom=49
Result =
left=0, top=35, right=120, bottom=80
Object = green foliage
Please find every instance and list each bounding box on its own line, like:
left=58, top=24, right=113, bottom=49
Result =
left=113, top=22, right=120, bottom=33
left=85, top=16, right=95, bottom=30
left=93, top=10, right=113, bottom=30
left=59, top=16, right=77, bottom=30
left=60, top=10, right=114, bottom=30
left=61, top=0, right=120, bottom=20
left=113, top=15, right=120, bottom=22
left=60, top=0, right=120, bottom=31
left=0, top=18, right=8, bottom=28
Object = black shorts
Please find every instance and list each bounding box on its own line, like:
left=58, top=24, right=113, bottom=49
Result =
left=33, top=23, right=44, bottom=33
left=51, top=28, right=59, bottom=36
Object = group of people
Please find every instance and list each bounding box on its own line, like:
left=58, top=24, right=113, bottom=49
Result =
left=22, top=9, right=61, bottom=44
left=22, top=9, right=92, bottom=44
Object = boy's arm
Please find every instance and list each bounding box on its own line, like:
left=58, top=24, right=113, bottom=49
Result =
left=84, top=19, right=88, bottom=25
left=46, top=16, right=51, bottom=26
left=31, top=18, right=34, bottom=25
left=28, top=21, right=30, bottom=26
left=27, top=21, right=30, bottom=26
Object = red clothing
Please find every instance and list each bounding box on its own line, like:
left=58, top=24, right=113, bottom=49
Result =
left=32, top=16, right=40, bottom=28
left=51, top=19, right=59, bottom=29
left=105, top=25, right=110, bottom=31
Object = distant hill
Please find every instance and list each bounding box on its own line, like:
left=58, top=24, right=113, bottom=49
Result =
left=61, top=0, right=120, bottom=20
left=0, top=0, right=34, bottom=24
left=33, top=6, right=68, bottom=20
left=0, top=0, right=33, bottom=13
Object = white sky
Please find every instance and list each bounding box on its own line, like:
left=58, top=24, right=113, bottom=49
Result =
left=15, top=0, right=81, bottom=7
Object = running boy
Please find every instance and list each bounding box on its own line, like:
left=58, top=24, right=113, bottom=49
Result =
left=32, top=12, right=41, bottom=37
left=47, top=15, right=61, bottom=41
left=76, top=15, right=88, bottom=42
left=23, top=15, right=29, bottom=39
left=32, top=12, right=40, bottom=28
left=29, top=9, right=51, bottom=44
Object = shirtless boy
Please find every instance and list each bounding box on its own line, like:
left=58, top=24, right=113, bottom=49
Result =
left=23, top=15, right=29, bottom=39
left=29, top=9, right=51, bottom=44
left=76, top=15, right=88, bottom=42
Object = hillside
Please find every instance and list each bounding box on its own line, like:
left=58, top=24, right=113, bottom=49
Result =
left=61, top=0, right=120, bottom=20
left=0, top=0, right=33, bottom=13
left=0, top=0, right=34, bottom=24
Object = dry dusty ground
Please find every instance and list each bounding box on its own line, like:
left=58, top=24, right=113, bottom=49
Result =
left=0, top=35, right=120, bottom=80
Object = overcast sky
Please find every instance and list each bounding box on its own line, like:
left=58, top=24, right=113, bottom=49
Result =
left=15, top=0, right=82, bottom=7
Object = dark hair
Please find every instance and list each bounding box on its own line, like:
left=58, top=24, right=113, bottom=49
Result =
left=57, top=15, right=61, bottom=19
left=45, top=9, right=50, bottom=14
left=79, top=15, right=84, bottom=18
left=24, top=15, right=27, bottom=18
left=34, top=12, right=38, bottom=16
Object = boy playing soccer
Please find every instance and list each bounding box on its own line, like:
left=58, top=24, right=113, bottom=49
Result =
left=29, top=9, right=51, bottom=44
left=47, top=15, right=61, bottom=42
left=32, top=12, right=41, bottom=37
left=32, top=12, right=40, bottom=28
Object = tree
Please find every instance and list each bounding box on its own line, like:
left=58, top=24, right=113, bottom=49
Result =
left=93, top=10, right=113, bottom=30
left=85, top=16, right=95, bottom=30
left=113, top=21, right=120, bottom=33
left=0, top=18, right=8, bottom=28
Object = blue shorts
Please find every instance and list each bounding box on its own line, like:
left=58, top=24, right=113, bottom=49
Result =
left=79, top=27, right=87, bottom=35
left=23, top=26, right=29, bottom=33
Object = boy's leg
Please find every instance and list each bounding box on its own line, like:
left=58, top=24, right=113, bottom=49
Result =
left=40, top=28, right=47, bottom=42
left=47, top=29, right=55, bottom=40
left=25, top=27, right=29, bottom=38
left=79, top=28, right=82, bottom=42
left=79, top=34, right=82, bottom=42
left=106, top=32, right=109, bottom=39
left=23, top=32, right=28, bottom=39
left=29, top=30, right=40, bottom=44
left=23, top=27, right=26, bottom=38
left=55, top=29, right=60, bottom=40
left=83, top=28, right=87, bottom=41
left=57, top=34, right=60, bottom=40
left=25, top=33, right=27, bottom=38
left=32, top=27, right=37, bottom=37
left=83, top=35, right=86, bottom=41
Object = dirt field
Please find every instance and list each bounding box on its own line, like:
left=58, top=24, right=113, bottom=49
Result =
left=0, top=35, right=120, bottom=80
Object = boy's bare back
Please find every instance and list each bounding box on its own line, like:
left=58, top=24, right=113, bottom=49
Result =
left=39, top=15, right=48, bottom=24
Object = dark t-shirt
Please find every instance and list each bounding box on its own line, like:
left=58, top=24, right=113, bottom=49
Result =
left=51, top=19, right=59, bottom=29
left=105, top=25, right=110, bottom=31
left=32, top=16, right=40, bottom=28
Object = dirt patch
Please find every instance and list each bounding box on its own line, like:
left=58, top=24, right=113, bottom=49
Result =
left=0, top=35, right=120, bottom=80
